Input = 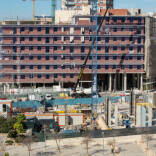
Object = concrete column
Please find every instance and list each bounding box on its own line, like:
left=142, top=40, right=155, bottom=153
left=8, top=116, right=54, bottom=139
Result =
left=124, top=73, right=127, bottom=91
left=109, top=74, right=112, bottom=92
left=140, top=74, right=143, bottom=91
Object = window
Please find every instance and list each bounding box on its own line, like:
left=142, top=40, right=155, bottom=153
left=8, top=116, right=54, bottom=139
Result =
left=45, top=56, right=49, bottom=60
left=62, top=74, right=66, bottom=78
left=129, top=65, right=133, bottom=69
left=121, top=37, right=125, bottom=41
left=29, top=46, right=33, bottom=50
left=113, top=28, right=117, bottom=32
left=105, top=37, right=109, bottom=43
left=46, top=37, right=49, bottom=43
left=54, top=65, right=57, bottom=69
left=61, top=56, right=65, bottom=60
left=54, top=56, right=57, bottom=60
left=62, top=65, right=65, bottom=69
left=121, top=65, right=125, bottom=69
left=46, top=75, right=50, bottom=79
left=105, top=65, right=109, bottom=69
left=54, top=46, right=57, bottom=51
left=54, top=27, right=58, bottom=32
left=97, top=46, right=101, bottom=51
left=20, top=37, right=25, bottom=41
left=129, top=37, right=133, bottom=41
left=20, top=56, right=24, bottom=60
left=70, top=56, right=73, bottom=60
left=138, top=37, right=141, bottom=43
left=97, top=65, right=101, bottom=69
left=13, top=46, right=17, bottom=52
left=37, top=56, right=41, bottom=60
left=21, top=46, right=25, bottom=51
left=46, top=27, right=49, bottom=34
left=29, top=75, right=33, bottom=79
left=113, top=56, right=117, bottom=60
left=29, top=37, right=33, bottom=41
left=54, top=74, right=58, bottom=78
left=20, top=27, right=25, bottom=32
left=63, top=46, right=66, bottom=50
left=37, top=27, right=41, bottom=31
left=121, top=55, right=125, bottom=59
left=129, top=56, right=133, bottom=60
left=46, top=65, right=49, bottom=70
left=129, top=28, right=133, bottom=32
left=13, top=56, right=17, bottom=60
left=105, top=56, right=109, bottom=60
left=137, top=47, right=141, bottom=53
left=29, top=56, right=33, bottom=60
left=29, top=27, right=33, bottom=31
left=113, top=46, right=117, bottom=51
left=13, top=65, right=17, bottom=70
left=70, top=74, right=74, bottom=78
left=46, top=47, right=49, bottom=53
left=70, top=47, right=74, bottom=53
left=37, top=65, right=41, bottom=69
left=112, top=65, right=116, bottom=69
left=54, top=37, right=57, bottom=41
left=21, top=75, right=25, bottom=79
left=97, top=56, right=101, bottom=60
left=121, top=28, right=125, bottom=31
left=113, top=37, right=117, bottom=41
left=13, top=75, right=17, bottom=79
left=89, top=65, right=92, bottom=69
left=105, top=47, right=109, bottom=53
left=37, top=46, right=41, bottom=50
left=81, top=56, right=84, bottom=60
left=21, top=65, right=25, bottom=69
left=137, top=56, right=141, bottom=60
left=97, top=37, right=101, bottom=41
left=37, top=74, right=42, bottom=78
left=129, top=47, right=133, bottom=51
left=89, top=56, right=92, bottom=60
left=121, top=46, right=125, bottom=51
left=30, top=65, right=33, bottom=69
left=38, top=37, right=41, bottom=41
left=137, top=65, right=141, bottom=69
left=81, top=46, right=85, bottom=53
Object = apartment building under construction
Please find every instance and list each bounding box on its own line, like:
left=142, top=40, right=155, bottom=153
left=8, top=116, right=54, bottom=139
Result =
left=0, top=0, right=156, bottom=91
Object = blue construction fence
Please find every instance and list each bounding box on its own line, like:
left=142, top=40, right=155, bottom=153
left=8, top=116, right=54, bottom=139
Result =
left=13, top=96, right=130, bottom=108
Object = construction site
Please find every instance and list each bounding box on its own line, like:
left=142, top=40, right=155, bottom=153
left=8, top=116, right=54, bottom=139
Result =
left=0, top=0, right=156, bottom=152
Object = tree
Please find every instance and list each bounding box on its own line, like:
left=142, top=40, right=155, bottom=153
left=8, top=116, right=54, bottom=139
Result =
left=13, top=114, right=26, bottom=134
left=107, top=138, right=120, bottom=155
left=53, top=132, right=62, bottom=156
left=81, top=132, right=92, bottom=156
left=23, top=136, right=34, bottom=156
left=141, top=134, right=152, bottom=152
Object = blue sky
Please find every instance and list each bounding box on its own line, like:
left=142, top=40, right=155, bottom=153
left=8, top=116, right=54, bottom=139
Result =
left=0, top=0, right=155, bottom=20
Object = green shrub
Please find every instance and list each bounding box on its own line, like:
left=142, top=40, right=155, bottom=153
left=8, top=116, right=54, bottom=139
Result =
left=5, top=140, right=14, bottom=145
left=0, top=117, right=16, bottom=133
left=8, top=130, right=17, bottom=138
left=4, top=152, right=9, bottom=156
